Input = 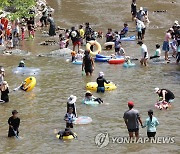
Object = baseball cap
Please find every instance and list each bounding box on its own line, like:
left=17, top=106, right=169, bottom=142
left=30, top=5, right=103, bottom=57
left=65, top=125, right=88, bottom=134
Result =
left=128, top=101, right=134, bottom=107
left=154, top=87, right=160, bottom=93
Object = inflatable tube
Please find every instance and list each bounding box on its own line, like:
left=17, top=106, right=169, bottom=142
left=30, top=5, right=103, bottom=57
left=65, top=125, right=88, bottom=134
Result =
left=155, top=102, right=171, bottom=110
left=56, top=133, right=77, bottom=140
left=72, top=60, right=83, bottom=65
left=73, top=116, right=92, bottom=125
left=82, top=99, right=99, bottom=105
left=95, top=57, right=110, bottom=62
left=108, top=58, right=125, bottom=64
left=22, top=77, right=36, bottom=92
left=86, top=82, right=117, bottom=91
left=120, top=35, right=136, bottom=41
left=96, top=54, right=111, bottom=58
left=104, top=42, right=114, bottom=48
left=12, top=67, right=41, bottom=75
left=123, top=62, right=136, bottom=68
left=86, top=41, right=101, bottom=56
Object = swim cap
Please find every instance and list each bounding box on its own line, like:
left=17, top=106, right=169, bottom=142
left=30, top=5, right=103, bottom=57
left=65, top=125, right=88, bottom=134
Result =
left=99, top=72, right=104, bottom=77
left=128, top=101, right=134, bottom=107
left=154, top=87, right=160, bottom=93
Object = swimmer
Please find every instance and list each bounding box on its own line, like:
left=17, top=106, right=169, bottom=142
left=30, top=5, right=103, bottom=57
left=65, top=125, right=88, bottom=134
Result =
left=142, top=109, right=159, bottom=139
left=18, top=61, right=25, bottom=67
left=96, top=72, right=110, bottom=93
left=150, top=44, right=161, bottom=59
left=57, top=128, right=77, bottom=140
left=84, top=91, right=103, bottom=104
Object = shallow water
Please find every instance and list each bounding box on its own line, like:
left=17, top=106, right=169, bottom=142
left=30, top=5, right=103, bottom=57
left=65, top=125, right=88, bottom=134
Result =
left=0, top=0, right=180, bottom=153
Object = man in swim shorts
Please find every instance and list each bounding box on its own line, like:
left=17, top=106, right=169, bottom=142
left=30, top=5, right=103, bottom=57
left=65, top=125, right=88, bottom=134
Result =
left=123, top=101, right=143, bottom=138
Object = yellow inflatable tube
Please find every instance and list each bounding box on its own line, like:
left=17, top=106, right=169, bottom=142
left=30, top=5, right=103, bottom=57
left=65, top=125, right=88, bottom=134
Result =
left=86, top=82, right=117, bottom=91
left=86, top=40, right=101, bottom=56
left=23, top=77, right=36, bottom=92
left=56, top=133, right=77, bottom=140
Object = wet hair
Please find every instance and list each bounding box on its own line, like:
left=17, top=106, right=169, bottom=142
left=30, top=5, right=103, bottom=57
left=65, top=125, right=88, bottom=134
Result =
left=156, top=44, right=160, bottom=49
left=71, top=27, right=75, bottom=31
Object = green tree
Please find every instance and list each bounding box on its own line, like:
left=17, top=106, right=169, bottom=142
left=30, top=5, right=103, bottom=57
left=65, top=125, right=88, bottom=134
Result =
left=0, top=0, right=36, bottom=20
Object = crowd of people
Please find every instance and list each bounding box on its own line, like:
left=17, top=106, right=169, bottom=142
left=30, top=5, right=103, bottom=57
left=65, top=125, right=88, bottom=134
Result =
left=0, top=0, right=178, bottom=141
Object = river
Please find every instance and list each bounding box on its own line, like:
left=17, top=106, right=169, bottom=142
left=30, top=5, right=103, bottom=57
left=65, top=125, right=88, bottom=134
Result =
left=0, top=0, right=180, bottom=153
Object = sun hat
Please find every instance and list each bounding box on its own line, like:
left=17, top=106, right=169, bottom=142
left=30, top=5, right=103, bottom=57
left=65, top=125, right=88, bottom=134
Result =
left=154, top=87, right=160, bottom=93
left=140, top=7, right=143, bottom=11
left=67, top=95, right=77, bottom=104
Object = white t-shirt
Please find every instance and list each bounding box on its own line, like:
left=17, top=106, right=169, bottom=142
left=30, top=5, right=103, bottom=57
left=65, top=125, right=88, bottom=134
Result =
left=141, top=44, right=148, bottom=58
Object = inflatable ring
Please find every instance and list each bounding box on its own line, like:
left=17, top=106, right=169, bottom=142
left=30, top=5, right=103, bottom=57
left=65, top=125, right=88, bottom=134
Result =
left=82, top=99, right=99, bottom=105
left=86, top=40, right=101, bottom=56
left=86, top=82, right=117, bottom=91
left=23, top=77, right=36, bottom=92
left=56, top=133, right=77, bottom=140
left=73, top=116, right=92, bottom=125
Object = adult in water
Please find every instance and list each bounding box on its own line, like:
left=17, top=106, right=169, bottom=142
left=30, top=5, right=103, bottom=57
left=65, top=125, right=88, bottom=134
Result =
left=162, top=28, right=173, bottom=61
left=123, top=101, right=143, bottom=138
left=131, top=0, right=137, bottom=21
left=96, top=72, right=110, bottom=93
left=47, top=14, right=56, bottom=36
left=69, top=27, right=81, bottom=52
left=120, top=23, right=129, bottom=38
left=67, top=95, right=77, bottom=118
left=84, top=22, right=93, bottom=43
left=154, top=88, right=175, bottom=103
left=18, top=61, right=25, bottom=67
left=0, top=81, right=9, bottom=103
left=137, top=41, right=149, bottom=66
left=8, top=110, right=20, bottom=137
left=57, top=128, right=76, bottom=140
left=82, top=50, right=95, bottom=76
left=0, top=66, right=5, bottom=84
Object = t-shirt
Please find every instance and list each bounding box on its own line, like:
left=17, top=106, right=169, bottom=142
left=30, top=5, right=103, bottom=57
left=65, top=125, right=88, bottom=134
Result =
left=154, top=48, right=161, bottom=56
left=79, top=29, right=85, bottom=38
left=121, top=27, right=129, bottom=35
left=159, top=89, right=175, bottom=102
left=8, top=116, right=20, bottom=131
left=141, top=44, right=148, bottom=58
left=96, top=77, right=109, bottom=87
left=64, top=113, right=75, bottom=123
left=114, top=38, right=121, bottom=48
left=164, top=32, right=171, bottom=42
left=123, top=109, right=140, bottom=129
left=144, top=117, right=159, bottom=132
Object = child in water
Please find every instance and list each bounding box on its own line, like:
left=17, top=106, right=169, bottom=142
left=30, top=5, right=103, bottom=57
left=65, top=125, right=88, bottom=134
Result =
left=57, top=128, right=77, bottom=139
left=150, top=44, right=161, bottom=59
left=142, top=109, right=159, bottom=139
left=8, top=110, right=20, bottom=137
left=64, top=107, right=76, bottom=128
left=84, top=91, right=103, bottom=104
left=96, top=72, right=110, bottom=93
left=71, top=51, right=76, bottom=62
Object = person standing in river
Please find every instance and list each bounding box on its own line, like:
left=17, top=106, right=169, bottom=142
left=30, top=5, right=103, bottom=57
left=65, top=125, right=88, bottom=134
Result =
left=47, top=14, right=56, bottom=36
left=123, top=101, right=143, bottom=139
left=0, top=81, right=9, bottom=103
left=8, top=110, right=20, bottom=137
left=82, top=50, right=94, bottom=76
left=131, top=0, right=137, bottom=21
left=162, top=28, right=173, bottom=61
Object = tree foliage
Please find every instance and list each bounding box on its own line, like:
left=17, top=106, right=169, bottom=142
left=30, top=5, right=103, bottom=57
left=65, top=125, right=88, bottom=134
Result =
left=0, top=0, right=36, bottom=20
